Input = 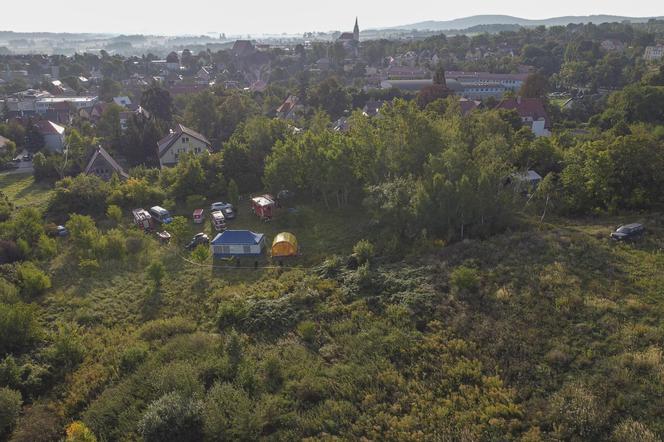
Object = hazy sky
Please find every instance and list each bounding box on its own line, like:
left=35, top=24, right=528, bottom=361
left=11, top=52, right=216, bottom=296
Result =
left=2, top=0, right=662, bottom=35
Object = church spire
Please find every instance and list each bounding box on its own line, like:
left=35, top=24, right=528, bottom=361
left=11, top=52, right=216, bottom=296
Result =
left=353, top=17, right=360, bottom=41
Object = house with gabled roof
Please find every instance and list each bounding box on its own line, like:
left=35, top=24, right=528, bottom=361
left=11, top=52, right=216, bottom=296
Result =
left=156, top=124, right=212, bottom=168
left=495, top=97, right=551, bottom=137
left=35, top=120, right=66, bottom=152
left=84, top=146, right=129, bottom=181
left=276, top=95, right=303, bottom=120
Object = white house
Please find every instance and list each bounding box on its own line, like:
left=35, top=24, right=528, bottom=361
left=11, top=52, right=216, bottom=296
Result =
left=156, top=124, right=212, bottom=168
left=35, top=120, right=66, bottom=152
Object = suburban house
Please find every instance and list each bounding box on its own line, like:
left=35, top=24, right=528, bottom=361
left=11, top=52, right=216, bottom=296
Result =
left=84, top=146, right=129, bottom=181
left=156, top=124, right=212, bottom=168
left=495, top=97, right=551, bottom=137
left=276, top=95, right=303, bottom=120
left=35, top=120, right=66, bottom=152
left=210, top=230, right=266, bottom=258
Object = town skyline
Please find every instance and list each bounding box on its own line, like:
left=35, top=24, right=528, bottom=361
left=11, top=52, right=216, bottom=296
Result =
left=2, top=1, right=663, bottom=35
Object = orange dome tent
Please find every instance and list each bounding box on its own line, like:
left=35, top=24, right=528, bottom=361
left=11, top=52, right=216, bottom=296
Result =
left=271, top=232, right=298, bottom=257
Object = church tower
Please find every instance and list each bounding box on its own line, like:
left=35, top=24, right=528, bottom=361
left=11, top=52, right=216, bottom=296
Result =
left=353, top=17, right=360, bottom=42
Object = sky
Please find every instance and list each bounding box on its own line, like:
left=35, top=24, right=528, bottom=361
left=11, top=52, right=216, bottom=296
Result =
left=1, top=0, right=662, bottom=36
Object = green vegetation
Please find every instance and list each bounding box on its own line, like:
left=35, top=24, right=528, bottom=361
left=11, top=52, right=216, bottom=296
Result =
left=2, top=18, right=664, bottom=440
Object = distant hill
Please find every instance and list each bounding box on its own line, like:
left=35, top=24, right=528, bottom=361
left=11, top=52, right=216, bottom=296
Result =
left=385, top=14, right=664, bottom=31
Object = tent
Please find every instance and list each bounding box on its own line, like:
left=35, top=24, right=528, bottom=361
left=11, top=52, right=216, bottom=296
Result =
left=271, top=232, right=298, bottom=257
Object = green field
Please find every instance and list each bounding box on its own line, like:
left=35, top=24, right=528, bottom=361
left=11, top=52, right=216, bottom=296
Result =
left=0, top=172, right=53, bottom=208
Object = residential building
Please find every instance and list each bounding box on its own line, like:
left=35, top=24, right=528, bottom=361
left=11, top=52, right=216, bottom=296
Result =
left=84, top=146, right=129, bottom=180
left=156, top=124, right=212, bottom=168
left=35, top=120, right=66, bottom=152
left=445, top=71, right=529, bottom=92
left=495, top=97, right=551, bottom=137
left=644, top=45, right=664, bottom=61
left=276, top=95, right=303, bottom=120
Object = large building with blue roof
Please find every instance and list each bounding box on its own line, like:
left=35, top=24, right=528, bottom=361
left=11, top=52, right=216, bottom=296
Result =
left=210, top=230, right=266, bottom=257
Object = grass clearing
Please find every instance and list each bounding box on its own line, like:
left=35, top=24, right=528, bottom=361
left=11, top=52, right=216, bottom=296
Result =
left=0, top=172, right=53, bottom=208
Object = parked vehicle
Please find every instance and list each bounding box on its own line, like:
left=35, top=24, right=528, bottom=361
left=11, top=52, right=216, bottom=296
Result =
left=22, top=153, right=32, bottom=161
left=56, top=225, right=69, bottom=237
left=132, top=208, right=154, bottom=231
left=156, top=231, right=171, bottom=244
left=149, top=206, right=173, bottom=224
left=186, top=233, right=210, bottom=250
left=211, top=210, right=226, bottom=231
left=210, top=202, right=236, bottom=219
left=611, top=223, right=645, bottom=241
left=251, top=195, right=275, bottom=220
left=193, top=208, right=205, bottom=224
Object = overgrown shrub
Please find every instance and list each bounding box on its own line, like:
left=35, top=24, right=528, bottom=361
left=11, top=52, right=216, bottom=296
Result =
left=119, top=344, right=149, bottom=375
left=138, top=317, right=196, bottom=341
left=106, top=205, right=122, bottom=225
left=78, top=259, right=100, bottom=277
left=16, top=262, right=51, bottom=299
left=450, top=265, right=481, bottom=302
left=203, top=382, right=259, bottom=440
left=353, top=239, right=375, bottom=265
left=0, top=386, right=22, bottom=437
left=138, top=392, right=204, bottom=442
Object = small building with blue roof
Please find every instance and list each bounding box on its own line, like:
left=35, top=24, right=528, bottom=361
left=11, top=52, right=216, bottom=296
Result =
left=210, top=230, right=266, bottom=258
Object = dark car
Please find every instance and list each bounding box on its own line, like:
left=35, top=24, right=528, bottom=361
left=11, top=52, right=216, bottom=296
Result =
left=22, top=153, right=32, bottom=162
left=610, top=223, right=644, bottom=241
left=186, top=232, right=210, bottom=250
left=210, top=202, right=236, bottom=219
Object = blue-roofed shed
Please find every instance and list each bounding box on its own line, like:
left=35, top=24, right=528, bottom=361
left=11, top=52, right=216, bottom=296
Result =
left=210, top=230, right=266, bottom=257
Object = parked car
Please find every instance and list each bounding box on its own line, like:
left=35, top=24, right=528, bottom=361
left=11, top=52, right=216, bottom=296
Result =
left=210, top=202, right=236, bottom=219
left=610, top=223, right=645, bottom=241
left=186, top=233, right=210, bottom=250
left=149, top=206, right=173, bottom=224
left=49, top=225, right=69, bottom=237
left=22, top=153, right=32, bottom=162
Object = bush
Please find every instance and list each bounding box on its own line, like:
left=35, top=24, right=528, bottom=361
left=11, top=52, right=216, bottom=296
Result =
left=65, top=420, right=97, bottom=442
left=146, top=262, right=165, bottom=287
left=0, top=240, right=24, bottom=264
left=611, top=419, right=658, bottom=442
left=353, top=239, right=375, bottom=265
left=106, top=205, right=122, bottom=225
left=203, top=382, right=259, bottom=440
left=125, top=233, right=146, bottom=255
left=191, top=244, right=210, bottom=264
left=0, top=387, right=22, bottom=437
left=78, top=259, right=100, bottom=277
left=297, top=321, right=317, bottom=346
left=549, top=383, right=606, bottom=440
left=16, top=262, right=51, bottom=299
left=101, top=229, right=126, bottom=260
left=35, top=234, right=56, bottom=260
left=46, top=323, right=85, bottom=375
left=119, top=344, right=148, bottom=375
left=9, top=403, right=62, bottom=442
left=138, top=317, right=196, bottom=341
left=450, top=265, right=481, bottom=302
left=138, top=392, right=204, bottom=442
left=0, top=279, right=19, bottom=304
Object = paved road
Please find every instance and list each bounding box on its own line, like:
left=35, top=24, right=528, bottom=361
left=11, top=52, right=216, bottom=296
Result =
left=1, top=160, right=33, bottom=175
